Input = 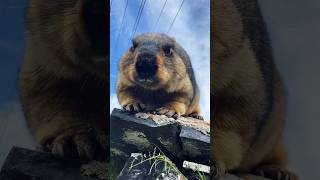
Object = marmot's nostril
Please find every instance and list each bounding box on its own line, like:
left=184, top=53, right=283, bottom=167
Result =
left=136, top=54, right=158, bottom=78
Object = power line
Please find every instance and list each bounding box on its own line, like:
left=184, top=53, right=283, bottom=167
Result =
left=132, top=0, right=147, bottom=36
left=115, top=0, right=129, bottom=50
left=130, top=0, right=147, bottom=40
left=110, top=0, right=113, bottom=9
left=153, top=0, right=168, bottom=32
left=130, top=0, right=144, bottom=37
left=167, top=0, right=185, bottom=34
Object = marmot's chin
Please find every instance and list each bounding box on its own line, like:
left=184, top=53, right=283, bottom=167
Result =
left=136, top=77, right=159, bottom=89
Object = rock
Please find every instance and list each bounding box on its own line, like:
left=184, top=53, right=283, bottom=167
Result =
left=117, top=153, right=187, bottom=180
left=110, top=109, right=211, bottom=177
left=218, top=174, right=271, bottom=180
left=0, top=147, right=96, bottom=180
left=110, top=109, right=271, bottom=180
left=182, top=161, right=210, bottom=174
left=80, top=161, right=108, bottom=180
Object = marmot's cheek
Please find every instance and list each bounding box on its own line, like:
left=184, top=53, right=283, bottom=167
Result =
left=174, top=57, right=187, bottom=79
left=128, top=65, right=138, bottom=84
left=155, top=55, right=169, bottom=85
left=156, top=67, right=170, bottom=85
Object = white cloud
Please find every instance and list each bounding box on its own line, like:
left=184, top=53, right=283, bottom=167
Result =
left=110, top=93, right=120, bottom=114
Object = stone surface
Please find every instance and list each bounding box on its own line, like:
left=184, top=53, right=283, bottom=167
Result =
left=110, top=108, right=211, bottom=177
left=0, top=147, right=96, bottom=180
left=117, top=153, right=187, bottom=180
left=110, top=109, right=271, bottom=180
left=80, top=161, right=108, bottom=180
left=0, top=117, right=270, bottom=180
left=218, top=174, right=271, bottom=180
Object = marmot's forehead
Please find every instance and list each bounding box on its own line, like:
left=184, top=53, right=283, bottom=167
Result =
left=133, top=33, right=175, bottom=46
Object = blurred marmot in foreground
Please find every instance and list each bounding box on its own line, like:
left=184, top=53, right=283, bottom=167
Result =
left=211, top=0, right=298, bottom=179
left=19, top=0, right=107, bottom=160
left=117, top=33, right=202, bottom=119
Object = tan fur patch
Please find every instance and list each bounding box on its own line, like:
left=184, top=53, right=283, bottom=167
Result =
left=164, top=101, right=187, bottom=116
left=212, top=130, right=244, bottom=171
left=156, top=53, right=170, bottom=87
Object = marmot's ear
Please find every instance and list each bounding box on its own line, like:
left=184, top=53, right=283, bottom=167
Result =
left=131, top=39, right=138, bottom=47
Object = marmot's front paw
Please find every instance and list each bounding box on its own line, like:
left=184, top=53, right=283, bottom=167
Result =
left=42, top=125, right=107, bottom=161
left=122, top=102, right=146, bottom=112
left=155, top=107, right=180, bottom=118
left=187, top=112, right=204, bottom=120
left=210, top=160, right=225, bottom=180
left=155, top=102, right=186, bottom=119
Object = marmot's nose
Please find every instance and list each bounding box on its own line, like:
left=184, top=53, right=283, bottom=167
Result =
left=136, top=53, right=158, bottom=78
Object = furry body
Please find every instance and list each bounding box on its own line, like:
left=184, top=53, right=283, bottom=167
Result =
left=117, top=33, right=202, bottom=119
left=19, top=0, right=108, bottom=160
left=211, top=0, right=297, bottom=179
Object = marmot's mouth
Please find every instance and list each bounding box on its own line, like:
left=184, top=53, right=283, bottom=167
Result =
left=138, top=78, right=154, bottom=84
left=136, top=77, right=159, bottom=88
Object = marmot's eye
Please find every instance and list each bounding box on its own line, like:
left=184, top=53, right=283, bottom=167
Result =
left=163, top=45, right=173, bottom=57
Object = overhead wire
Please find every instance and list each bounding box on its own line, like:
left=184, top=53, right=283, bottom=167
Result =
left=153, top=0, right=168, bottom=32
left=114, top=0, right=129, bottom=51
left=167, top=0, right=185, bottom=34
left=130, top=0, right=147, bottom=39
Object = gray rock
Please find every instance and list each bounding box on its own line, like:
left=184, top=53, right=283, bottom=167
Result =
left=110, top=109, right=211, bottom=177
left=0, top=147, right=96, bottom=180
left=117, top=153, right=187, bottom=180
left=218, top=174, right=271, bottom=180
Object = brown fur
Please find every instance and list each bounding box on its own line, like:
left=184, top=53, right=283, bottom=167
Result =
left=211, top=0, right=298, bottom=179
left=19, top=0, right=107, bottom=160
left=117, top=33, right=201, bottom=118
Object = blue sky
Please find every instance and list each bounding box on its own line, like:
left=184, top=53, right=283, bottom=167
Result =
left=0, top=0, right=36, bottom=166
left=110, top=0, right=211, bottom=120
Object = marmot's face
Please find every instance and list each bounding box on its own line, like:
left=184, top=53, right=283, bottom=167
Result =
left=119, top=33, right=187, bottom=90
left=27, top=0, right=107, bottom=76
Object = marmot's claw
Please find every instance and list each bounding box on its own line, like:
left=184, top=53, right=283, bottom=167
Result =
left=210, top=161, right=224, bottom=180
left=172, top=113, right=180, bottom=119
left=123, top=103, right=145, bottom=112
left=253, top=166, right=299, bottom=180
left=51, top=141, right=65, bottom=158
left=188, top=113, right=204, bottom=120
left=165, top=110, right=176, bottom=117
left=45, top=126, right=107, bottom=161
left=155, top=107, right=180, bottom=119
left=74, top=133, right=95, bottom=160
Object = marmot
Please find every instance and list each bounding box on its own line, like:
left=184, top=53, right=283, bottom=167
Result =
left=211, top=0, right=298, bottom=179
left=117, top=33, right=202, bottom=119
left=19, top=0, right=108, bottom=160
